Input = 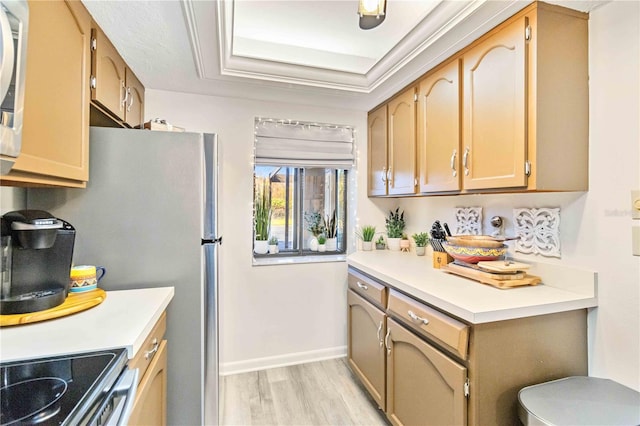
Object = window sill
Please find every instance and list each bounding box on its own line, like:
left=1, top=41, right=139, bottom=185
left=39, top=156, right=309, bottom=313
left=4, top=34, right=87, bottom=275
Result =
left=252, top=253, right=346, bottom=266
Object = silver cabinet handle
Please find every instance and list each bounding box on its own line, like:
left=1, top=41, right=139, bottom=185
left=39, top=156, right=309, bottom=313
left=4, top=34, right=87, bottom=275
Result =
left=408, top=310, right=429, bottom=325
left=463, top=147, right=470, bottom=176
left=384, top=328, right=391, bottom=355
left=120, top=80, right=128, bottom=109
left=387, top=168, right=392, bottom=185
left=356, top=281, right=368, bottom=291
left=377, top=321, right=383, bottom=347
left=144, top=338, right=159, bottom=360
left=381, top=167, right=387, bottom=183
left=126, top=87, right=134, bottom=112
left=450, top=149, right=457, bottom=177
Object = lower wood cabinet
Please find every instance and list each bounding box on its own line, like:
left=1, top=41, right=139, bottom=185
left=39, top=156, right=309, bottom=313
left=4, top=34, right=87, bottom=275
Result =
left=129, top=339, right=168, bottom=425
left=386, top=317, right=467, bottom=426
left=347, top=268, right=588, bottom=426
left=128, top=312, right=168, bottom=426
left=347, top=290, right=386, bottom=410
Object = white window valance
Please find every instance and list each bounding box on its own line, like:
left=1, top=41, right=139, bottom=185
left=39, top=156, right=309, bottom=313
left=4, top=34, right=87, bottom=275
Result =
left=254, top=118, right=355, bottom=168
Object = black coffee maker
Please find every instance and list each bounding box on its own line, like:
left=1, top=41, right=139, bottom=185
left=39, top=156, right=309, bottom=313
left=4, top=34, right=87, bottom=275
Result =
left=0, top=210, right=76, bottom=314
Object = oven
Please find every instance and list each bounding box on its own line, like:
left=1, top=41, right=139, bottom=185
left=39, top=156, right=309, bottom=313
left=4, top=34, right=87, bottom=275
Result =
left=0, top=348, right=139, bottom=426
left=0, top=0, right=28, bottom=174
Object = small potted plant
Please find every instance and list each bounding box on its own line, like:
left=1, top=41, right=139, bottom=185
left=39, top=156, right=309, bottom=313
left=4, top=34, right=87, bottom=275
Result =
left=304, top=211, right=324, bottom=251
left=317, top=235, right=327, bottom=252
left=324, top=210, right=337, bottom=251
left=412, top=232, right=430, bottom=256
left=268, top=236, right=279, bottom=254
left=356, top=225, right=376, bottom=251
left=375, top=235, right=386, bottom=250
left=385, top=208, right=406, bottom=251
left=254, top=179, right=271, bottom=254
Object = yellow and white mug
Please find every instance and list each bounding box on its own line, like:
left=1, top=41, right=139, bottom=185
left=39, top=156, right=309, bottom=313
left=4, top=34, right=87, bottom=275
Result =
left=70, top=265, right=106, bottom=293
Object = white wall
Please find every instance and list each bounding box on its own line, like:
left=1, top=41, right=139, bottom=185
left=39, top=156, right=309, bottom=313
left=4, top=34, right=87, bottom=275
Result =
left=145, top=90, right=366, bottom=373
left=0, top=187, right=26, bottom=214
left=147, top=0, right=639, bottom=389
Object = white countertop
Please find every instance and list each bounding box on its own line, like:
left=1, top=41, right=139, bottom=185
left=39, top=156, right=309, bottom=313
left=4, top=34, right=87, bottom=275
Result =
left=0, top=287, right=174, bottom=363
left=348, top=251, right=597, bottom=324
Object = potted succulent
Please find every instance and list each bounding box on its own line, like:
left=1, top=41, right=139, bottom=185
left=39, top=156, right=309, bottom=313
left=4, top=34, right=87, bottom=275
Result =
left=412, top=232, right=430, bottom=256
left=375, top=235, right=386, bottom=250
left=254, top=179, right=271, bottom=254
left=356, top=225, right=376, bottom=251
left=304, top=211, right=324, bottom=251
left=317, top=235, right=327, bottom=252
left=385, top=208, right=406, bottom=251
left=324, top=210, right=337, bottom=251
left=268, top=236, right=279, bottom=254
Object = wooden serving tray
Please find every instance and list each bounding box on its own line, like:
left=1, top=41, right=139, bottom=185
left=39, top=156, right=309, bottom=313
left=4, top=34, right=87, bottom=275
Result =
left=0, top=289, right=106, bottom=327
left=441, top=263, right=541, bottom=289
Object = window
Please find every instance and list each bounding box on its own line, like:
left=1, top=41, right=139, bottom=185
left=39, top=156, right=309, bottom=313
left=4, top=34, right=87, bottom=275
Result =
left=253, top=118, right=354, bottom=259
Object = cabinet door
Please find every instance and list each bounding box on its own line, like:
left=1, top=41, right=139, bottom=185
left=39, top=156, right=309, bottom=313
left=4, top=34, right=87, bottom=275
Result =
left=129, top=339, right=168, bottom=426
left=10, top=0, right=90, bottom=184
left=462, top=16, right=526, bottom=190
left=124, top=68, right=145, bottom=128
left=91, top=26, right=127, bottom=121
left=386, top=318, right=467, bottom=426
left=387, top=88, right=416, bottom=195
left=347, top=290, right=386, bottom=410
left=368, top=105, right=388, bottom=196
left=417, top=60, right=461, bottom=193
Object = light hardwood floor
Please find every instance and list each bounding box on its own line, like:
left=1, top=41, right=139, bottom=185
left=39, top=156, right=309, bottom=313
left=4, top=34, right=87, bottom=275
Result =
left=221, top=357, right=389, bottom=425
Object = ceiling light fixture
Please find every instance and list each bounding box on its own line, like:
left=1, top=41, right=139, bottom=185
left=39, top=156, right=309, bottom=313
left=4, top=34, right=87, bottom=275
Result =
left=358, top=0, right=386, bottom=30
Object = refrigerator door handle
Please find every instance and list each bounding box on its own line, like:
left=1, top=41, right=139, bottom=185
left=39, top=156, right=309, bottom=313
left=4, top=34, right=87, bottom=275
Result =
left=201, top=236, right=222, bottom=245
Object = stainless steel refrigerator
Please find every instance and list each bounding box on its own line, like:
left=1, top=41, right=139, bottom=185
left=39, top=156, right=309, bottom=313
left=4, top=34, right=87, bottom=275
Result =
left=28, top=126, right=220, bottom=426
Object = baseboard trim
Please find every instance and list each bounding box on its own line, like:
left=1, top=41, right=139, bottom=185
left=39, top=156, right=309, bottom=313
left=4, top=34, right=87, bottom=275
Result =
left=220, top=345, right=347, bottom=376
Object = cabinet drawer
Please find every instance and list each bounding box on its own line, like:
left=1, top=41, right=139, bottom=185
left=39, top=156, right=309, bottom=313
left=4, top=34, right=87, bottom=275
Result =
left=387, top=290, right=469, bottom=359
left=129, top=311, right=167, bottom=382
left=348, top=270, right=387, bottom=309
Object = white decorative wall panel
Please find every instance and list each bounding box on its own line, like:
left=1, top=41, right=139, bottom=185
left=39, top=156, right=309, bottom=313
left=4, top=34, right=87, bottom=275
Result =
left=455, top=207, right=482, bottom=235
left=513, top=207, right=561, bottom=258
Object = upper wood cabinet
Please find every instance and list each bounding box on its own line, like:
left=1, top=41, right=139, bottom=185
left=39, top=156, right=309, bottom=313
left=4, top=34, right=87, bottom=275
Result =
left=90, top=27, right=145, bottom=128
left=1, top=0, right=91, bottom=188
left=387, top=88, right=417, bottom=195
left=369, top=1, right=588, bottom=196
left=367, top=104, right=388, bottom=196
left=417, top=60, right=461, bottom=193
left=461, top=2, right=588, bottom=192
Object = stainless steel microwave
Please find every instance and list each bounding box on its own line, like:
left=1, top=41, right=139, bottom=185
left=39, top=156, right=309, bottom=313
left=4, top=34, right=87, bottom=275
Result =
left=0, top=0, right=28, bottom=174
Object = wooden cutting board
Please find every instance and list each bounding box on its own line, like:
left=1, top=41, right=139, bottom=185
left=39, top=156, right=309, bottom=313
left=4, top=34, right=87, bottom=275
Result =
left=449, top=262, right=526, bottom=280
left=441, top=264, right=541, bottom=289
left=0, top=289, right=106, bottom=327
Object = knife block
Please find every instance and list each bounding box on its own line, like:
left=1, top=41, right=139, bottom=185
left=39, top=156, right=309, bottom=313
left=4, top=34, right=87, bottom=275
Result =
left=432, top=251, right=453, bottom=269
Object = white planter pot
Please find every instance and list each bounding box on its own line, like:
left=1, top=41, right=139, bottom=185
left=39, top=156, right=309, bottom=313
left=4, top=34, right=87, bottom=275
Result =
left=309, top=236, right=319, bottom=251
left=387, top=237, right=401, bottom=251
left=254, top=240, right=269, bottom=254
left=269, top=245, right=278, bottom=254
left=415, top=246, right=426, bottom=256
left=326, top=237, right=337, bottom=251
left=318, top=244, right=326, bottom=252
left=362, top=241, right=373, bottom=251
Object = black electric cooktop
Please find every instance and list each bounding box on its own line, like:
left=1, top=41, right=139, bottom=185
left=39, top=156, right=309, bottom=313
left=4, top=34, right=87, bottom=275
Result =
left=0, top=348, right=127, bottom=425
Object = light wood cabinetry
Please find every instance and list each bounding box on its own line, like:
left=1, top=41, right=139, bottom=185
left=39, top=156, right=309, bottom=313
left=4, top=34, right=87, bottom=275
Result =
left=387, top=88, right=417, bottom=195
left=347, top=267, right=588, bottom=425
left=386, top=317, right=467, bottom=426
left=129, top=312, right=168, bottom=426
left=1, top=0, right=90, bottom=188
left=367, top=104, right=388, bottom=196
left=370, top=2, right=588, bottom=196
left=417, top=60, right=461, bottom=193
left=90, top=27, right=145, bottom=128
left=462, top=17, right=526, bottom=190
